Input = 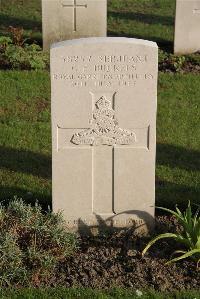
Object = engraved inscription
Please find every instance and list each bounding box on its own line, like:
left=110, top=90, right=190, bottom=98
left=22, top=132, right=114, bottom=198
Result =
left=71, top=95, right=137, bottom=146
left=53, top=54, right=154, bottom=88
left=66, top=218, right=146, bottom=227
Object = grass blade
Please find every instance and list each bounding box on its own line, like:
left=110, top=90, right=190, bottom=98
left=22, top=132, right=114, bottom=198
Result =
left=166, top=249, right=200, bottom=265
left=142, top=233, right=179, bottom=256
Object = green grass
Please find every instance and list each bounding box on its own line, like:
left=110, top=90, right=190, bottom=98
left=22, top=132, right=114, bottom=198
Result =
left=0, top=70, right=51, bottom=206
left=108, top=0, right=175, bottom=50
left=0, top=0, right=199, bottom=295
left=0, top=0, right=175, bottom=50
left=0, top=71, right=199, bottom=209
left=0, top=0, right=42, bottom=43
left=0, top=288, right=199, bottom=299
left=156, top=73, right=200, bottom=209
left=0, top=1, right=199, bottom=210
left=0, top=0, right=199, bottom=210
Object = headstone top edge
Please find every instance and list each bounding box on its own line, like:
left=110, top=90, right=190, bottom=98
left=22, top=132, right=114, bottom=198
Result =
left=43, top=0, right=106, bottom=1
left=177, top=0, right=200, bottom=2
left=50, top=37, right=158, bottom=50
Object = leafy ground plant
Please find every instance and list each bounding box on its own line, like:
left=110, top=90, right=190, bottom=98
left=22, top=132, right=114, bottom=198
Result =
left=142, top=202, right=200, bottom=265
left=158, top=49, right=200, bottom=73
left=0, top=198, right=77, bottom=287
left=0, top=28, right=49, bottom=70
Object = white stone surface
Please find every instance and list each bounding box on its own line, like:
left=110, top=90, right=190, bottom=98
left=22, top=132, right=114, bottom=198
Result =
left=51, top=37, right=158, bottom=233
left=174, top=0, right=200, bottom=54
left=42, top=0, right=107, bottom=50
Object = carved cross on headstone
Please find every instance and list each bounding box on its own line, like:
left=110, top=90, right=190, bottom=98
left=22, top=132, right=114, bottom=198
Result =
left=59, top=92, right=140, bottom=216
left=61, top=0, right=87, bottom=31
left=51, top=38, right=157, bottom=230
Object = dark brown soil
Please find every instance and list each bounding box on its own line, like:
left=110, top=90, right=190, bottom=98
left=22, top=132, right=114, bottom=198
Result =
left=181, top=63, right=200, bottom=73
left=62, top=217, right=200, bottom=292
left=159, top=61, right=200, bottom=74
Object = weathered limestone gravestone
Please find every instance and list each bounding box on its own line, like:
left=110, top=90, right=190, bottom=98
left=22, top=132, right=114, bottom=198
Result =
left=174, top=0, right=200, bottom=54
left=42, top=0, right=107, bottom=50
left=51, top=37, right=158, bottom=233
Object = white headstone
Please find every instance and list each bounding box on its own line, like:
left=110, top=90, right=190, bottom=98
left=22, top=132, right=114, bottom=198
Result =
left=51, top=37, right=158, bottom=233
left=174, top=0, right=200, bottom=54
left=42, top=0, right=107, bottom=50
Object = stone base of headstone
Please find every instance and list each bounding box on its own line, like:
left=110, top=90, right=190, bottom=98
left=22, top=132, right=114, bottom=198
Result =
left=66, top=217, right=155, bottom=236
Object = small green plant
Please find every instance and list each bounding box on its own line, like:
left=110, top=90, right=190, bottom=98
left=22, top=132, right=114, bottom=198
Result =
left=171, top=55, right=186, bottom=72
left=142, top=202, right=200, bottom=265
left=0, top=27, right=49, bottom=70
left=0, top=198, right=77, bottom=287
left=4, top=43, right=49, bottom=70
left=0, top=36, right=12, bottom=49
left=158, top=50, right=186, bottom=72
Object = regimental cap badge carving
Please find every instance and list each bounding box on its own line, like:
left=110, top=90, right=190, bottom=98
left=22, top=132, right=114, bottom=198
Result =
left=71, top=94, right=137, bottom=146
left=96, top=96, right=111, bottom=109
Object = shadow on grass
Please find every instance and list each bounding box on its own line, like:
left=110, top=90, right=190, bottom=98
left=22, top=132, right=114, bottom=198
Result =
left=156, top=180, right=200, bottom=211
left=108, top=11, right=174, bottom=27
left=107, top=30, right=173, bottom=52
left=0, top=186, right=51, bottom=208
left=0, top=13, right=41, bottom=31
left=157, top=143, right=200, bottom=172
left=0, top=146, right=51, bottom=179
left=0, top=14, right=42, bottom=45
left=0, top=143, right=199, bottom=209
left=156, top=143, right=200, bottom=210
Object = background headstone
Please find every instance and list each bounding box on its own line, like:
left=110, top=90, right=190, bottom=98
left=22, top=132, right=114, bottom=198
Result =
left=51, top=37, right=158, bottom=233
left=174, top=0, right=200, bottom=54
left=42, top=0, right=107, bottom=50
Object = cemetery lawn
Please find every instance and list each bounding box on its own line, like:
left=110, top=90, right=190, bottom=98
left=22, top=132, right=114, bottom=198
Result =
left=108, top=0, right=175, bottom=51
left=0, top=71, right=199, bottom=210
left=0, top=288, right=200, bottom=299
left=0, top=0, right=42, bottom=44
left=0, top=0, right=175, bottom=51
left=0, top=0, right=199, bottom=293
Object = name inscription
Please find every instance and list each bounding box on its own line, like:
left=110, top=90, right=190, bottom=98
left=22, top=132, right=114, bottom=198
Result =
left=53, top=54, right=153, bottom=88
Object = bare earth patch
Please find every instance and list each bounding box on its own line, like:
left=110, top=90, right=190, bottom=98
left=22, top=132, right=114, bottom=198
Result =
left=61, top=217, right=200, bottom=291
